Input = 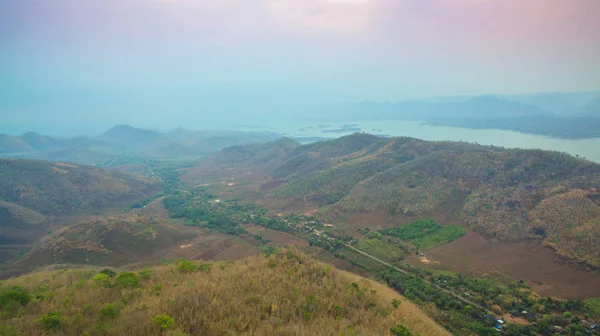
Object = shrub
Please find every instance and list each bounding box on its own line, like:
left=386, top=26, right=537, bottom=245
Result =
left=392, top=298, right=401, bottom=309
left=100, top=303, right=120, bottom=319
left=139, top=267, right=153, bottom=280
left=99, top=269, right=117, bottom=278
left=198, top=263, right=212, bottom=272
left=177, top=261, right=196, bottom=273
left=39, top=311, right=66, bottom=331
left=0, top=286, right=30, bottom=307
left=153, top=315, right=175, bottom=330
left=92, top=273, right=111, bottom=287
left=114, top=272, right=140, bottom=288
left=390, top=324, right=412, bottom=336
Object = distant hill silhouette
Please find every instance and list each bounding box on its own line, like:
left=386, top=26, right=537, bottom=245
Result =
left=0, top=125, right=281, bottom=166
left=0, top=134, right=32, bottom=153
left=426, top=115, right=600, bottom=139
left=342, top=95, right=549, bottom=121
left=578, top=97, right=600, bottom=117
left=100, top=124, right=165, bottom=143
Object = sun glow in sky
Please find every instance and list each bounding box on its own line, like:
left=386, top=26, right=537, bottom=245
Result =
left=1, top=0, right=599, bottom=132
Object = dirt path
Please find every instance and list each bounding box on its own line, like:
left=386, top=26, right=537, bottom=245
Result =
left=145, top=161, right=164, bottom=185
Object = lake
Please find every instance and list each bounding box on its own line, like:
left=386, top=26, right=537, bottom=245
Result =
left=246, top=120, right=600, bottom=163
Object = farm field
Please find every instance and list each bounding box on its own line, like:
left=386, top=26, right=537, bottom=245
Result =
left=405, top=232, right=600, bottom=299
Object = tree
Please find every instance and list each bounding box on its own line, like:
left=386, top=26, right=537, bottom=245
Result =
left=114, top=272, right=140, bottom=288
left=100, top=304, right=120, bottom=319
left=0, top=286, right=30, bottom=307
left=39, top=311, right=66, bottom=331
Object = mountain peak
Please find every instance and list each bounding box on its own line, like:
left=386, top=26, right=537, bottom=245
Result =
left=100, top=125, right=164, bottom=143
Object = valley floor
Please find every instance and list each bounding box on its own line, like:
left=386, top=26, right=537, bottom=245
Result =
left=404, top=232, right=600, bottom=299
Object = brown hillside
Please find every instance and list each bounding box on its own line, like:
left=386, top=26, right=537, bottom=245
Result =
left=2, top=215, right=193, bottom=277
left=0, top=158, right=161, bottom=216
left=0, top=201, right=46, bottom=263
left=529, top=189, right=600, bottom=267
left=0, top=250, right=450, bottom=336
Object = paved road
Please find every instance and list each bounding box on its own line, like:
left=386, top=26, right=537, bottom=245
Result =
left=185, top=194, right=488, bottom=312
left=344, top=244, right=488, bottom=312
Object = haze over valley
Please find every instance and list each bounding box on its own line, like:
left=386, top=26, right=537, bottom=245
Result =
left=2, top=0, right=600, bottom=335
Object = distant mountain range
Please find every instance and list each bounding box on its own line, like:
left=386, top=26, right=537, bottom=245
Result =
left=338, top=92, right=600, bottom=138
left=341, top=95, right=550, bottom=121
left=426, top=116, right=600, bottom=139
left=0, top=125, right=281, bottom=166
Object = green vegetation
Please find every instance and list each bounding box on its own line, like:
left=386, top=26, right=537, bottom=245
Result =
left=585, top=298, right=600, bottom=318
left=176, top=260, right=196, bottom=273
left=153, top=315, right=174, bottom=330
left=0, top=250, right=446, bottom=335
left=39, top=311, right=66, bottom=331
left=0, top=285, right=31, bottom=308
left=354, top=239, right=406, bottom=262
left=114, top=272, right=140, bottom=288
left=139, top=267, right=152, bottom=280
left=100, top=268, right=117, bottom=278
left=380, top=219, right=466, bottom=250
left=391, top=324, right=412, bottom=336
left=100, top=304, right=120, bottom=319
left=163, top=192, right=246, bottom=235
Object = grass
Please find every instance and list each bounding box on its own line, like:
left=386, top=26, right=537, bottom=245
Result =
left=0, top=249, right=449, bottom=336
left=355, top=239, right=406, bottom=262
left=380, top=219, right=466, bottom=250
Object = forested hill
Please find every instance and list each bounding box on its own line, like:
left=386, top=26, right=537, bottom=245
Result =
left=0, top=159, right=160, bottom=216
left=208, top=133, right=600, bottom=268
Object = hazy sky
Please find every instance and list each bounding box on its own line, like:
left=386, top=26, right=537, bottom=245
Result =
left=1, top=0, right=600, bottom=134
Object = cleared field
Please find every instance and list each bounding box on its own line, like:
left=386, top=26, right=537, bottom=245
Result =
left=244, top=224, right=308, bottom=247
left=405, top=232, right=600, bottom=299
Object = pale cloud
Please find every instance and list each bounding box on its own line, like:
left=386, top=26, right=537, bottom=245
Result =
left=266, top=0, right=378, bottom=32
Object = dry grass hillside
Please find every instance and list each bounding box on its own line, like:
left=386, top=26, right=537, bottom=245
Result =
left=2, top=215, right=195, bottom=278
left=0, top=250, right=449, bottom=336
